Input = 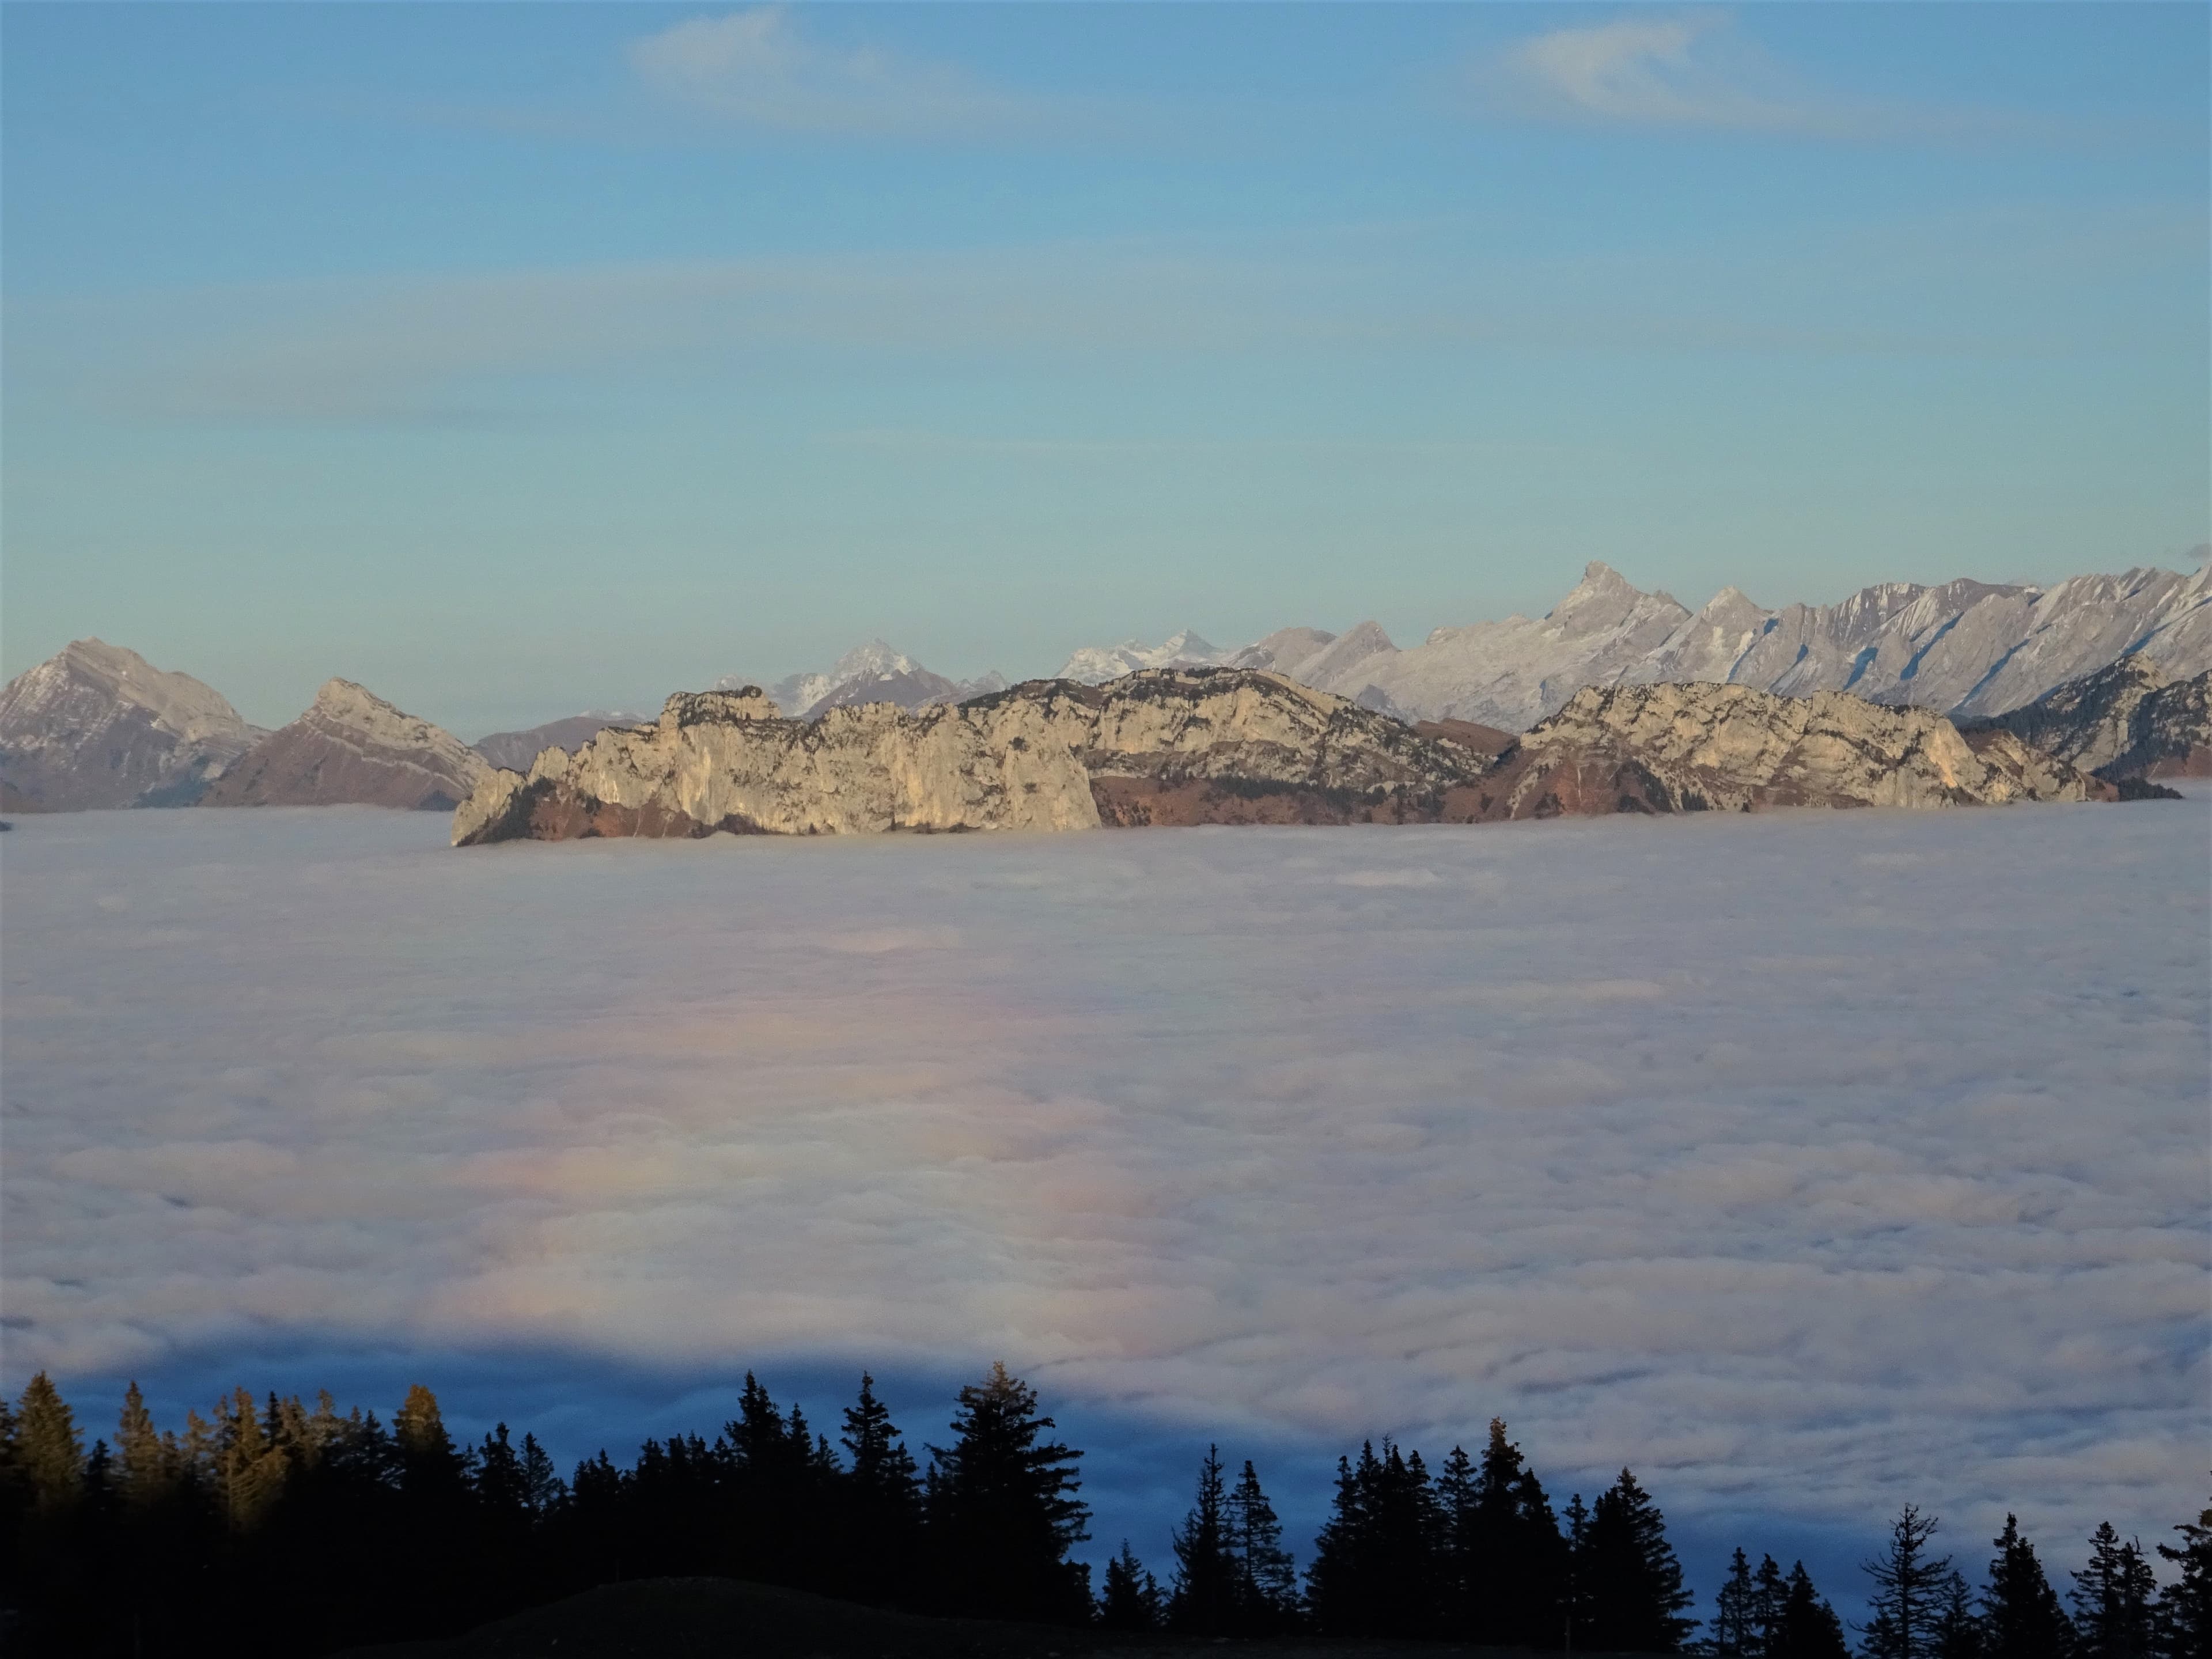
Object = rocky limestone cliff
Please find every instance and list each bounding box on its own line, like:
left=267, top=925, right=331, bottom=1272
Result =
left=453, top=671, right=2111, bottom=846
left=1462, top=682, right=2110, bottom=821
left=0, top=639, right=263, bottom=810
left=453, top=671, right=1495, bottom=844
left=474, top=712, right=651, bottom=773
left=1964, top=656, right=2210, bottom=781
left=203, top=679, right=487, bottom=810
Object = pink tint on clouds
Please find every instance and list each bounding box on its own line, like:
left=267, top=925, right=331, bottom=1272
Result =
left=0, top=800, right=2205, bottom=1559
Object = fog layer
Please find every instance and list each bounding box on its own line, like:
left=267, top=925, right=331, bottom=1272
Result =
left=3, top=804, right=2205, bottom=1559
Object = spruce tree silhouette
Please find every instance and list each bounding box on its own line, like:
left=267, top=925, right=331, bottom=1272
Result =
left=1861, top=1507, right=1953, bottom=1659
left=1584, top=1468, right=1696, bottom=1653
left=1305, top=1438, right=1441, bottom=1637
left=1713, top=1547, right=1759, bottom=1657
left=2153, top=1498, right=2211, bottom=1659
left=1099, top=1540, right=1166, bottom=1630
left=1470, top=1418, right=1567, bottom=1646
left=2070, top=1521, right=2157, bottom=1659
left=1980, top=1515, right=2071, bottom=1659
left=1776, top=1561, right=1851, bottom=1659
left=924, top=1361, right=1090, bottom=1624
left=1227, top=1458, right=1298, bottom=1633
left=839, top=1373, right=923, bottom=1607
left=1168, top=1444, right=1236, bottom=1634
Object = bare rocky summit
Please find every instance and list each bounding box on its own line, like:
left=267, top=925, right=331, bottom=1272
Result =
left=203, top=679, right=486, bottom=810
left=1963, top=655, right=2210, bottom=782
left=715, top=641, right=1007, bottom=721
left=1112, top=556, right=2212, bottom=730
left=452, top=669, right=2107, bottom=846
left=0, top=638, right=263, bottom=810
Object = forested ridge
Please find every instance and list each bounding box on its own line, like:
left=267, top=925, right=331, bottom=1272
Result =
left=1, top=1365, right=2203, bottom=1659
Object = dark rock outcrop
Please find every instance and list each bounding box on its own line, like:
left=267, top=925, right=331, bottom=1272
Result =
left=1963, top=656, right=2209, bottom=782
left=203, top=679, right=486, bottom=811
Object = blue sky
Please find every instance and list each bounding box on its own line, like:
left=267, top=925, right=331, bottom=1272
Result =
left=4, top=3, right=2206, bottom=736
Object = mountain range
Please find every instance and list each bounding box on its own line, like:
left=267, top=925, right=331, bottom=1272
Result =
left=3, top=556, right=2205, bottom=816
left=713, top=641, right=1007, bottom=721
left=452, top=667, right=2123, bottom=847
left=1088, top=558, right=2211, bottom=730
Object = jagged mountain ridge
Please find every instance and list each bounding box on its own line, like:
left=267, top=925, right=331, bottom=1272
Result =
left=201, top=679, right=487, bottom=811
left=1082, top=556, right=2211, bottom=731
left=714, top=640, right=1007, bottom=720
left=452, top=666, right=2112, bottom=846
left=1962, top=657, right=2210, bottom=781
left=0, top=639, right=265, bottom=810
left=1056, top=629, right=1236, bottom=684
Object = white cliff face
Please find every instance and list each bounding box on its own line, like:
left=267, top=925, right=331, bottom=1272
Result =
left=456, top=684, right=1100, bottom=842
left=1478, top=681, right=2104, bottom=819
left=203, top=679, right=486, bottom=810
left=453, top=671, right=1497, bottom=845
left=0, top=638, right=263, bottom=809
left=453, top=668, right=2105, bottom=847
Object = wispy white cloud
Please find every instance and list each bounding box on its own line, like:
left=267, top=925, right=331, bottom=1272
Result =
left=1480, top=12, right=2010, bottom=142
left=627, top=7, right=1050, bottom=138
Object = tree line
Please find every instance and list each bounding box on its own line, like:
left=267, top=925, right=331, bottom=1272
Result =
left=0, top=1367, right=2203, bottom=1658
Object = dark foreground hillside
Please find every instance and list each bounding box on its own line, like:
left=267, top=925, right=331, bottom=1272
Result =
left=335, top=1577, right=1660, bottom=1659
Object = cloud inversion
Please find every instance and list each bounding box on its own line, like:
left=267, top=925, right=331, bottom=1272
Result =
left=2, top=802, right=2204, bottom=1566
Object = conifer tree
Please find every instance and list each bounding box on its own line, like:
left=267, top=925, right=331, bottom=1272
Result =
left=1777, top=1562, right=1853, bottom=1659
left=1099, top=1541, right=1165, bottom=1631
left=2153, top=1499, right=2210, bottom=1659
left=14, top=1373, right=84, bottom=1516
left=2070, top=1523, right=2156, bottom=1659
left=925, top=1362, right=1090, bottom=1624
left=1713, top=1547, right=1760, bottom=1657
left=1980, top=1514, right=2074, bottom=1659
left=1934, top=1570, right=1984, bottom=1659
left=1437, top=1444, right=1479, bottom=1634
left=476, top=1423, right=532, bottom=1522
left=113, top=1381, right=173, bottom=1510
left=1751, top=1555, right=1790, bottom=1656
left=1305, top=1438, right=1442, bottom=1637
left=1466, top=1419, right=1567, bottom=1646
left=393, top=1383, right=468, bottom=1494
left=1861, top=1507, right=1953, bottom=1659
left=1228, top=1459, right=1297, bottom=1632
left=1307, top=1449, right=1374, bottom=1635
left=1168, top=1445, right=1237, bottom=1634
left=843, top=1374, right=919, bottom=1504
left=214, top=1384, right=289, bottom=1529
left=1565, top=1491, right=1593, bottom=1653
left=1584, top=1468, right=1696, bottom=1652
left=841, top=1374, right=923, bottom=1605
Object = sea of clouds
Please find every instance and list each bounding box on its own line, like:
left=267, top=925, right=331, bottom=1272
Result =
left=3, top=801, right=2205, bottom=1599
